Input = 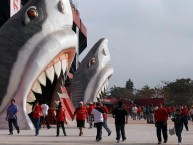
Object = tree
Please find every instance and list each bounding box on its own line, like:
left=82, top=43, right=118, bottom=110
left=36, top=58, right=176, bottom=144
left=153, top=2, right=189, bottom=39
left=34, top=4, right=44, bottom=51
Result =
left=135, top=85, right=155, bottom=99
left=110, top=86, right=134, bottom=99
left=163, top=78, right=193, bottom=106
left=125, top=79, right=134, bottom=92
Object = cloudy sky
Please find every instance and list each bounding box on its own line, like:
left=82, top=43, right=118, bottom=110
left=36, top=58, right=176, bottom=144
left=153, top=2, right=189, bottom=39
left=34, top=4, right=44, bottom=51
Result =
left=74, top=0, right=193, bottom=89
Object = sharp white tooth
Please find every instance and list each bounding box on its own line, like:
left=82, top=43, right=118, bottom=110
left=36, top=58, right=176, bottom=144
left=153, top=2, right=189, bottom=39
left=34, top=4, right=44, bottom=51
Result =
left=27, top=91, right=36, bottom=102
left=61, top=59, right=67, bottom=75
left=26, top=103, right=32, bottom=113
left=54, top=61, right=62, bottom=78
left=32, top=80, right=42, bottom=94
left=57, top=92, right=63, bottom=98
left=102, top=85, right=105, bottom=93
left=106, top=81, right=109, bottom=88
left=38, top=72, right=46, bottom=86
left=46, top=66, right=55, bottom=83
left=99, top=89, right=102, bottom=95
left=104, top=81, right=108, bottom=90
left=57, top=92, right=69, bottom=98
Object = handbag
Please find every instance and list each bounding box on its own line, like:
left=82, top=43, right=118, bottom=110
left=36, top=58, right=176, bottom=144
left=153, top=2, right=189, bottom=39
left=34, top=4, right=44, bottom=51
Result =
left=169, top=126, right=175, bottom=135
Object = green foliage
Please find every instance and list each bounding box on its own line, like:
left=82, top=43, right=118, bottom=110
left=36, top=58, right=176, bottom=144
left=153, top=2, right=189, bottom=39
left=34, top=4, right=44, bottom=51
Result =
left=110, top=85, right=134, bottom=99
left=163, top=78, right=193, bottom=106
left=125, top=79, right=134, bottom=92
left=109, top=78, right=193, bottom=106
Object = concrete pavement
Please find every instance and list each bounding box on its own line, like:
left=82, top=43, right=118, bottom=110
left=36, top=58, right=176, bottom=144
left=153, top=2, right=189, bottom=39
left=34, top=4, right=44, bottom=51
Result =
left=0, top=117, right=192, bottom=145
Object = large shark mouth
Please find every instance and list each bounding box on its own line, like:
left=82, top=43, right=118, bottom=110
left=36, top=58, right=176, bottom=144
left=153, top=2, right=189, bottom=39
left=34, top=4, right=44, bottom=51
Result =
left=26, top=49, right=74, bottom=114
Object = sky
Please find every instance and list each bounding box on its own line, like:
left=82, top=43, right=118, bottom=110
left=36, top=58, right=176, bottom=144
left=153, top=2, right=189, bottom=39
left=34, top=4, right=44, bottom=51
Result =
left=74, top=0, right=193, bottom=89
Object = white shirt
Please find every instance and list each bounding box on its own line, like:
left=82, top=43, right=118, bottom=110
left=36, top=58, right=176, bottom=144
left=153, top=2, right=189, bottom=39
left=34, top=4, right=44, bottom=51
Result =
left=132, top=106, right=138, bottom=113
left=41, top=104, right=49, bottom=115
left=91, top=108, right=103, bottom=123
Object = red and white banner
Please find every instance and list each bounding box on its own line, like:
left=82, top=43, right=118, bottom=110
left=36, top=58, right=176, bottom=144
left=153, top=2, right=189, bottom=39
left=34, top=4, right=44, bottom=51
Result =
left=10, top=0, right=21, bottom=17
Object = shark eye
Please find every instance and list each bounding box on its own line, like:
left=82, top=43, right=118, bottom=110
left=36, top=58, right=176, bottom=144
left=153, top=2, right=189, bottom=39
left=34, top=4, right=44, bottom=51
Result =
left=87, top=58, right=96, bottom=67
left=90, top=58, right=96, bottom=65
left=27, top=8, right=38, bottom=18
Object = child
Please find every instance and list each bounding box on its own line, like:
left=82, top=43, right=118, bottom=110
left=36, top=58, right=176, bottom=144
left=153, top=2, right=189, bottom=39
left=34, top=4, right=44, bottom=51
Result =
left=171, top=108, right=185, bottom=145
left=55, top=105, right=67, bottom=136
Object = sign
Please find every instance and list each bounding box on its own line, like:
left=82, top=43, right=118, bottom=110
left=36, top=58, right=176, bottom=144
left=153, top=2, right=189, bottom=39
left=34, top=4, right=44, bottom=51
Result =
left=10, top=0, right=21, bottom=17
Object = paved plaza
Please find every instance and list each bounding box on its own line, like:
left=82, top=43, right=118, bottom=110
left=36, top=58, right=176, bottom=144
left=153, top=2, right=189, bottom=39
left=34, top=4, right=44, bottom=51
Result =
left=0, top=116, right=192, bottom=145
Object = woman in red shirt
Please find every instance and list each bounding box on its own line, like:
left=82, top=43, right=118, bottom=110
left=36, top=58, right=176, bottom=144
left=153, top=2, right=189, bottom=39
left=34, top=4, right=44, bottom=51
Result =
left=56, top=105, right=67, bottom=136
left=72, top=101, right=88, bottom=136
left=32, top=101, right=42, bottom=136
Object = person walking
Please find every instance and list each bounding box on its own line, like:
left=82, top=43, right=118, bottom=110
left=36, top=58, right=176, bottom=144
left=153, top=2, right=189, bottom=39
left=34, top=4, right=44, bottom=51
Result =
left=154, top=104, right=168, bottom=144
left=101, top=104, right=112, bottom=136
left=172, top=108, right=185, bottom=145
left=55, top=104, right=67, bottom=136
left=112, top=101, right=128, bottom=143
left=32, top=101, right=42, bottom=136
left=91, top=102, right=104, bottom=142
left=40, top=102, right=51, bottom=129
left=72, top=101, right=88, bottom=136
left=132, top=104, right=137, bottom=120
left=6, top=99, right=20, bottom=135
left=182, top=106, right=189, bottom=131
left=87, top=102, right=94, bottom=129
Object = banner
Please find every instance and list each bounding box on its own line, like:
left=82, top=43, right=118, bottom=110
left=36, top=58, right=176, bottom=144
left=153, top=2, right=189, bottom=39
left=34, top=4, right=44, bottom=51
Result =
left=10, top=0, right=21, bottom=17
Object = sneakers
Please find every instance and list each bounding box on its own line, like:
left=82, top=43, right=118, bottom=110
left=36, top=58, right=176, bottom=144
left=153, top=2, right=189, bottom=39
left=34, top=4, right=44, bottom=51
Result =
left=108, top=131, right=112, bottom=136
left=122, top=138, right=126, bottom=142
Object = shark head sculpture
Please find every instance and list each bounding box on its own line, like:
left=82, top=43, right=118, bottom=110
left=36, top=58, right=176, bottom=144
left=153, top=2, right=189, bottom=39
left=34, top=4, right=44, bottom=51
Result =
left=0, top=0, right=77, bottom=129
left=70, top=38, right=113, bottom=108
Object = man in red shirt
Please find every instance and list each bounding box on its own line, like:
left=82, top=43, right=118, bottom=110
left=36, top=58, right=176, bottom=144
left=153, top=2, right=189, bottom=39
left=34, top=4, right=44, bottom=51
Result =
left=87, top=102, right=94, bottom=128
left=182, top=106, right=189, bottom=131
left=72, top=101, right=88, bottom=136
left=154, top=104, right=168, bottom=144
left=32, top=101, right=42, bottom=136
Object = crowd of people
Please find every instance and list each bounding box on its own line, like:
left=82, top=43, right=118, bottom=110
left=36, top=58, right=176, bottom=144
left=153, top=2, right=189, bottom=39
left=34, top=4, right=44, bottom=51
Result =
left=5, top=98, right=193, bottom=145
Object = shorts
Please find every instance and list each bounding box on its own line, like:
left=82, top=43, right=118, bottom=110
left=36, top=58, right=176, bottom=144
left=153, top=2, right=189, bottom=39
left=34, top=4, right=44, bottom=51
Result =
left=77, top=120, right=85, bottom=127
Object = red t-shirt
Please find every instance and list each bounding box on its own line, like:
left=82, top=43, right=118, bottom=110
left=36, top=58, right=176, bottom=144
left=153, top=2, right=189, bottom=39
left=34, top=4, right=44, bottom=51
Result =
left=167, top=107, right=172, bottom=113
left=101, top=106, right=108, bottom=119
left=74, top=107, right=88, bottom=120
left=56, top=110, right=65, bottom=121
left=137, top=106, right=142, bottom=113
left=87, top=105, right=94, bottom=115
left=33, top=105, right=42, bottom=118
left=183, top=108, right=189, bottom=116
left=154, top=108, right=168, bottom=122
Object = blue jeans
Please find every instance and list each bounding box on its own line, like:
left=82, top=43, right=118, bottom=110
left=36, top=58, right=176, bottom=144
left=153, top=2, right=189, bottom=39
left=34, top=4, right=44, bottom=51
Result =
left=33, top=118, right=40, bottom=135
left=175, top=126, right=183, bottom=143
left=102, top=119, right=111, bottom=133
